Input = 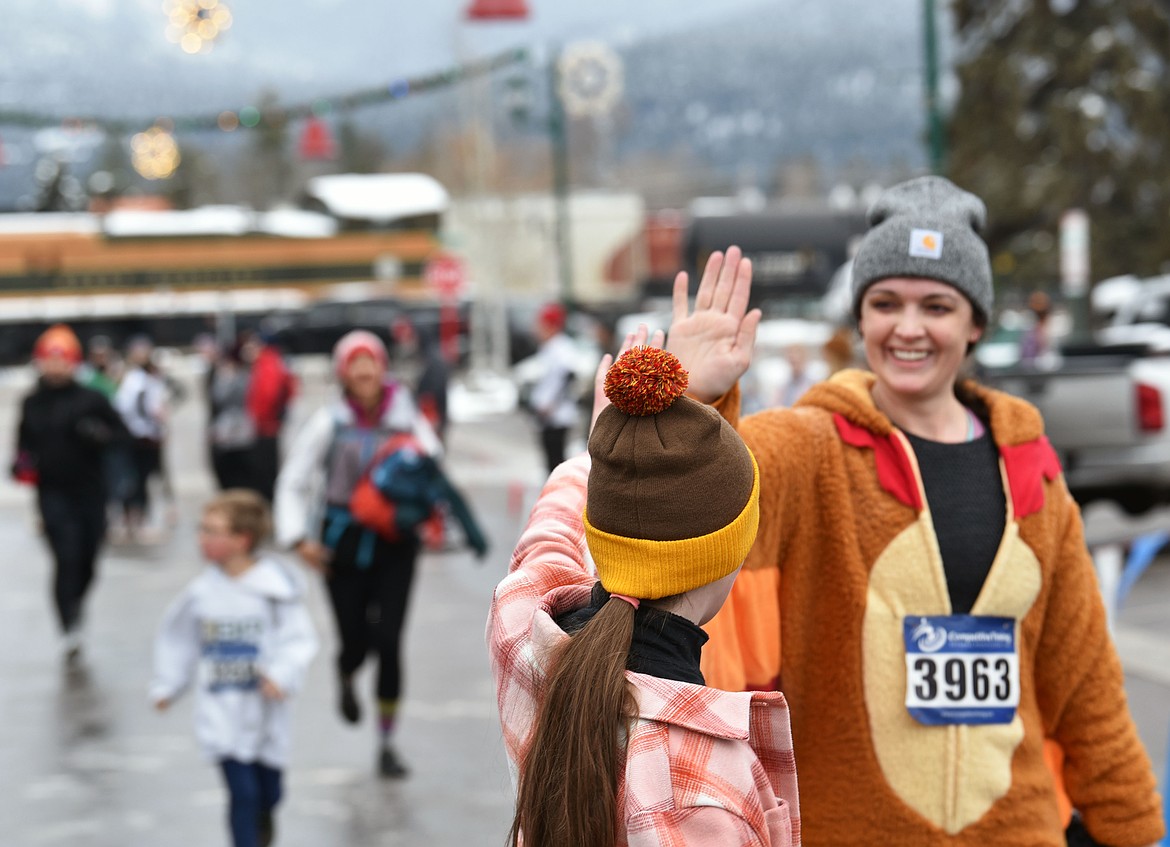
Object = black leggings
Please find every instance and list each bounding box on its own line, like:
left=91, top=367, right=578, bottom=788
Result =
left=250, top=436, right=280, bottom=503
left=39, top=487, right=106, bottom=632
left=539, top=425, right=569, bottom=475
left=125, top=438, right=161, bottom=513
left=323, top=518, right=419, bottom=704
left=211, top=447, right=254, bottom=492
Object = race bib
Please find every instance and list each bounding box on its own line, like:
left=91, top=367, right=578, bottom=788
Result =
left=202, top=618, right=263, bottom=693
left=903, top=615, right=1019, bottom=725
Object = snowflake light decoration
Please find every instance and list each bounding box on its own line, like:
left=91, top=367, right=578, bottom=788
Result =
left=131, top=125, right=181, bottom=180
left=164, top=0, right=232, bottom=55
left=558, top=41, right=624, bottom=118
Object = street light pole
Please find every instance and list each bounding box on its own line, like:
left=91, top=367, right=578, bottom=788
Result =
left=923, top=0, right=946, bottom=174
left=547, top=47, right=575, bottom=311
left=460, top=1, right=530, bottom=375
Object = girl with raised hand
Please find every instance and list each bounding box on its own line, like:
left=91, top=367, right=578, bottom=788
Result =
left=489, top=326, right=800, bottom=847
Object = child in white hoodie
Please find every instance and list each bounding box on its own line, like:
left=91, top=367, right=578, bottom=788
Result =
left=151, top=489, right=318, bottom=847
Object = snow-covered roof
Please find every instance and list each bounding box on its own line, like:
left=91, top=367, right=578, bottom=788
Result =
left=0, top=213, right=101, bottom=235
left=101, top=206, right=338, bottom=239
left=0, top=187, right=437, bottom=240
left=257, top=207, right=338, bottom=238
left=305, top=173, right=449, bottom=222
left=0, top=288, right=309, bottom=321
left=103, top=206, right=254, bottom=238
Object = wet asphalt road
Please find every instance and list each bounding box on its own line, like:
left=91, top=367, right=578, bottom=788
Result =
left=0, top=357, right=546, bottom=847
left=0, top=356, right=1167, bottom=846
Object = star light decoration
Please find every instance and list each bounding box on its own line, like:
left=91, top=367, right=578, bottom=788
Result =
left=164, top=0, right=232, bottom=55
left=131, top=124, right=181, bottom=180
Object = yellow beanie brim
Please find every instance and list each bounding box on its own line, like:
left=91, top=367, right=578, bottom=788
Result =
left=584, top=455, right=759, bottom=599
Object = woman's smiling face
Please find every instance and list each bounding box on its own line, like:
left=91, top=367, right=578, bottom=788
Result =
left=858, top=277, right=983, bottom=403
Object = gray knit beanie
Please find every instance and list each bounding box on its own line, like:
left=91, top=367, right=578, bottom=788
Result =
left=851, top=176, right=992, bottom=322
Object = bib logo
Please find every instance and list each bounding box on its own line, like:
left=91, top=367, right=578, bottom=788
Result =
left=909, top=228, right=944, bottom=259
left=911, top=617, right=947, bottom=653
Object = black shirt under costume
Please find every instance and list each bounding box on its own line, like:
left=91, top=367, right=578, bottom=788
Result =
left=903, top=427, right=1006, bottom=615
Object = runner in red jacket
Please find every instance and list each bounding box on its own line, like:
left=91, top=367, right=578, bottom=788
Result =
left=246, top=338, right=298, bottom=502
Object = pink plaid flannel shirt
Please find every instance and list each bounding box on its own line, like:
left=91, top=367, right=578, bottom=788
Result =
left=487, top=456, right=801, bottom=846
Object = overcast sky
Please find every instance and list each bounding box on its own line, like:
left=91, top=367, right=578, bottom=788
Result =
left=1, top=0, right=773, bottom=112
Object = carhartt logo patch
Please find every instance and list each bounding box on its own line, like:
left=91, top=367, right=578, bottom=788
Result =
left=910, top=228, right=944, bottom=259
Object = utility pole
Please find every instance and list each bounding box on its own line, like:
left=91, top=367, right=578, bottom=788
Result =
left=923, top=0, right=946, bottom=174
left=547, top=48, right=575, bottom=311
left=459, top=1, right=529, bottom=376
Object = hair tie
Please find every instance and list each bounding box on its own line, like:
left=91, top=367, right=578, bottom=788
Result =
left=609, top=593, right=640, bottom=610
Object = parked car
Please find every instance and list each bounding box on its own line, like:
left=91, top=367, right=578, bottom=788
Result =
left=276, top=297, right=471, bottom=365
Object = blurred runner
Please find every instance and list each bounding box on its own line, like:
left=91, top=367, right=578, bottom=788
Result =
left=12, top=324, right=128, bottom=661
left=246, top=329, right=298, bottom=502
left=274, top=330, right=441, bottom=778
left=527, top=303, right=579, bottom=474
left=113, top=336, right=169, bottom=541
left=209, top=337, right=257, bottom=492
left=151, top=490, right=317, bottom=847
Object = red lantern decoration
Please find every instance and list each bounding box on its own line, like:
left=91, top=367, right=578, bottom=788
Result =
left=298, top=117, right=337, bottom=161
left=465, top=0, right=529, bottom=20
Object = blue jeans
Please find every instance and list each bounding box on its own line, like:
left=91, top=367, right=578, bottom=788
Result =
left=219, top=759, right=282, bottom=847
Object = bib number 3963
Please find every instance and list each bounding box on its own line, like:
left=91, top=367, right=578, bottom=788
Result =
left=903, top=615, right=1019, bottom=725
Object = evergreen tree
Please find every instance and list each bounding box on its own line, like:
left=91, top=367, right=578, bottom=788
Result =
left=947, top=0, right=1170, bottom=287
left=93, top=134, right=133, bottom=202
left=337, top=118, right=388, bottom=174
left=245, top=90, right=292, bottom=208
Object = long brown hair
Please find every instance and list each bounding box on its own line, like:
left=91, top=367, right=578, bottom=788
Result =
left=508, top=597, right=638, bottom=847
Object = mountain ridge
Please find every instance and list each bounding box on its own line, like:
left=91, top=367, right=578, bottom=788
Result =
left=0, top=1, right=944, bottom=207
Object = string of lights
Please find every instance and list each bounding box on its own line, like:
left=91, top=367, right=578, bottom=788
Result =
left=0, top=46, right=529, bottom=134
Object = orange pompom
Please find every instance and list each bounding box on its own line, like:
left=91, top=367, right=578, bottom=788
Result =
left=603, top=346, right=689, bottom=416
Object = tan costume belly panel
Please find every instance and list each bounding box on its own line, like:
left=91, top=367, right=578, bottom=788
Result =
left=862, top=513, right=1042, bottom=833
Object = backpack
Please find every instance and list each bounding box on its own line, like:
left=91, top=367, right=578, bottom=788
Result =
left=348, top=433, right=445, bottom=546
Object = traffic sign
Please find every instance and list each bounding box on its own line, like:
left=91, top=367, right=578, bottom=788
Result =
left=1060, top=208, right=1090, bottom=297
left=425, top=254, right=465, bottom=299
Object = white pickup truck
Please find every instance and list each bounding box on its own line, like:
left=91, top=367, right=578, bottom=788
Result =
left=980, top=274, right=1170, bottom=514
left=982, top=345, right=1170, bottom=514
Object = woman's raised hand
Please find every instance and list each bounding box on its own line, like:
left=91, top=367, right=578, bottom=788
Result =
left=666, top=246, right=761, bottom=404
left=589, top=323, right=665, bottom=436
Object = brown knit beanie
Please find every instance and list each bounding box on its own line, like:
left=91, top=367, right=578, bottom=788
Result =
left=584, top=347, right=759, bottom=600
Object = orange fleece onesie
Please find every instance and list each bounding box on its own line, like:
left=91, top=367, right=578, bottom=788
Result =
left=702, top=369, right=1164, bottom=847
